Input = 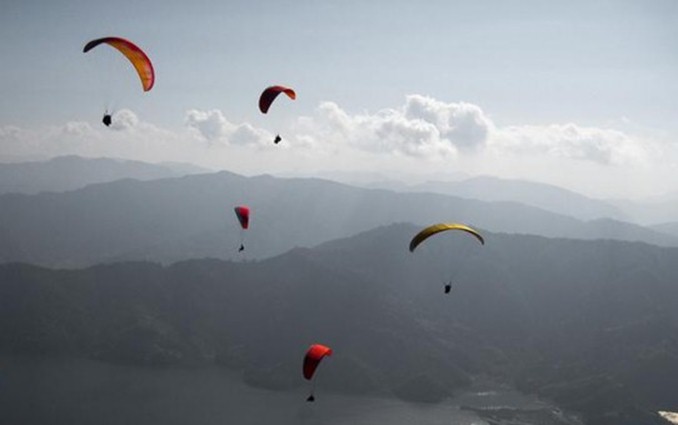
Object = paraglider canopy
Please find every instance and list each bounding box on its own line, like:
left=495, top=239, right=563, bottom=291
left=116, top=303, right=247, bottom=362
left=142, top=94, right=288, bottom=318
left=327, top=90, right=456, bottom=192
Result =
left=409, top=223, right=484, bottom=252
left=83, top=37, right=155, bottom=92
left=259, top=85, right=296, bottom=114
left=303, top=344, right=332, bottom=380
left=234, top=206, right=250, bottom=229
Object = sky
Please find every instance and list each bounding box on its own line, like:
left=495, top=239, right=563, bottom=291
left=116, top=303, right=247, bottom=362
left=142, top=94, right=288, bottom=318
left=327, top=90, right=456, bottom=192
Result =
left=1, top=0, right=677, bottom=199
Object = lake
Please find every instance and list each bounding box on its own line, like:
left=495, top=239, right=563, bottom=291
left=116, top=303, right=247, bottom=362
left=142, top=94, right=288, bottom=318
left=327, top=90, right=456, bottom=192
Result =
left=0, top=356, right=581, bottom=425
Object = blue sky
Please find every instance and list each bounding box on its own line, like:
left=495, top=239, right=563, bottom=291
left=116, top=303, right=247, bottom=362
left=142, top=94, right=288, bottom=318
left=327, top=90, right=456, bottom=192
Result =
left=1, top=0, right=677, bottom=197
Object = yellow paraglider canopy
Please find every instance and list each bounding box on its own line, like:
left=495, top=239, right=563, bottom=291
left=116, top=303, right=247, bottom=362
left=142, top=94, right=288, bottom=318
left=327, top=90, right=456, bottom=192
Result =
left=409, top=223, right=484, bottom=252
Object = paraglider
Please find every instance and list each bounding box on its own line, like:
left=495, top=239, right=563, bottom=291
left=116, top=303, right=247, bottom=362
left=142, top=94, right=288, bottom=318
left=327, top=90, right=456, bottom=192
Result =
left=409, top=223, right=484, bottom=253
left=259, top=85, right=296, bottom=145
left=233, top=206, right=250, bottom=252
left=303, top=343, right=332, bottom=402
left=409, top=224, right=484, bottom=294
left=83, top=37, right=155, bottom=127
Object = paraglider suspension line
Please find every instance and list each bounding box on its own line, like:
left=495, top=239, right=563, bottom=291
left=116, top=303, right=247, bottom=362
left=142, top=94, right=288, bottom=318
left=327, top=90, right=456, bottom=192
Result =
left=238, top=229, right=245, bottom=252
left=307, top=379, right=317, bottom=402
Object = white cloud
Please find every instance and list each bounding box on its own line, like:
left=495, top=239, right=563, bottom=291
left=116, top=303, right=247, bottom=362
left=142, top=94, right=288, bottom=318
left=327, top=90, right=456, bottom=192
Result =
left=0, top=98, right=674, bottom=198
left=61, top=121, right=96, bottom=137
left=0, top=125, right=23, bottom=139
left=110, top=109, right=140, bottom=131
left=185, top=109, right=226, bottom=141
left=185, top=109, right=272, bottom=146
left=0, top=109, right=284, bottom=176
left=294, top=95, right=655, bottom=168
left=1, top=113, right=181, bottom=163
left=295, top=95, right=494, bottom=159
left=403, top=95, right=492, bottom=152
left=493, top=123, right=651, bottom=165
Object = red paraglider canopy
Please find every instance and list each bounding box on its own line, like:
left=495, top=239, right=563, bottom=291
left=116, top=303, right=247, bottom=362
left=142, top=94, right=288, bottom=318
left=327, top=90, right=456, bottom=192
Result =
left=303, top=344, right=332, bottom=380
left=234, top=206, right=250, bottom=229
left=259, top=85, right=296, bottom=114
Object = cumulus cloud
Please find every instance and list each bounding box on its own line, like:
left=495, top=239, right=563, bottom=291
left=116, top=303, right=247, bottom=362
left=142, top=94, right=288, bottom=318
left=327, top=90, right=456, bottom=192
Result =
left=0, top=108, right=278, bottom=170
left=3, top=98, right=652, bottom=171
left=110, top=109, right=140, bottom=131
left=296, top=95, right=494, bottom=159
left=185, top=109, right=271, bottom=146
left=0, top=125, right=33, bottom=159
left=293, top=95, right=656, bottom=167
left=403, top=95, right=492, bottom=152
left=0, top=125, right=22, bottom=139
left=185, top=109, right=226, bottom=141
left=0, top=122, right=91, bottom=160
left=1, top=98, right=671, bottom=197
left=493, top=123, right=651, bottom=165
left=1, top=112, right=178, bottom=163
left=61, top=121, right=96, bottom=137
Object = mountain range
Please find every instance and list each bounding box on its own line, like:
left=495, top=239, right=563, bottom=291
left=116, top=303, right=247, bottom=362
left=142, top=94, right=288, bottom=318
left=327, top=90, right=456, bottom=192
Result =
left=0, top=155, right=206, bottom=195
left=410, top=176, right=627, bottom=222
left=1, top=160, right=678, bottom=268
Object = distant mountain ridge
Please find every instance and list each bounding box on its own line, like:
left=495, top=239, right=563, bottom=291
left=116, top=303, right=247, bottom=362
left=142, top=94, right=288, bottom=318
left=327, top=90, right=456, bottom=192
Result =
left=608, top=197, right=678, bottom=225
left=411, top=176, right=627, bottom=222
left=316, top=174, right=677, bottom=226
left=4, top=156, right=674, bottom=227
left=0, top=155, right=208, bottom=195
left=1, top=170, right=677, bottom=267
left=651, top=222, right=678, bottom=238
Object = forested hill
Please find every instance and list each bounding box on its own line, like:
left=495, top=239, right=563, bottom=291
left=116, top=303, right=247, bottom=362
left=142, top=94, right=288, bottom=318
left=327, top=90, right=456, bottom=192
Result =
left=1, top=224, right=677, bottom=424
